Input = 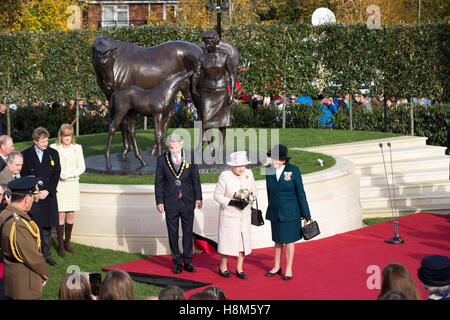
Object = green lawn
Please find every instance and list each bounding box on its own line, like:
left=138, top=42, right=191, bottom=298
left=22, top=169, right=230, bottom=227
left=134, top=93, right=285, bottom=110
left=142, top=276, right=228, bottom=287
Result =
left=14, top=128, right=399, bottom=185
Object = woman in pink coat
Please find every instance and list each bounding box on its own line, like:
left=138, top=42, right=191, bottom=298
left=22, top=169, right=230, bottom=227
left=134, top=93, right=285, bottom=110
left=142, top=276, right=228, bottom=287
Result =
left=214, top=151, right=256, bottom=279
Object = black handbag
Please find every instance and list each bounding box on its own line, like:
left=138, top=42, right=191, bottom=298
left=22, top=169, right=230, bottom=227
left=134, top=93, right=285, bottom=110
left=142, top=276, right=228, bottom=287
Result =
left=301, top=219, right=320, bottom=240
left=251, top=198, right=264, bottom=226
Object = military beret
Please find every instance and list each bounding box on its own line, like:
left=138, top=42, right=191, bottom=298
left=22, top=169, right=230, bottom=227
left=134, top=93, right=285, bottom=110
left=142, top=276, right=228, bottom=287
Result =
left=7, top=176, right=40, bottom=195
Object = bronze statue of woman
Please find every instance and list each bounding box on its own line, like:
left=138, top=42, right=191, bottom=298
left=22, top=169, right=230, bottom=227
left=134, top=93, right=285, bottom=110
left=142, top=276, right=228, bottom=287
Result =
left=192, top=30, right=235, bottom=159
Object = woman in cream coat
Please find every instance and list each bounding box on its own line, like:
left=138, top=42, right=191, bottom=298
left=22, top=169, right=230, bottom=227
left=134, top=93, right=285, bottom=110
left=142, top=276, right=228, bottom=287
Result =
left=50, top=123, right=86, bottom=257
left=214, top=151, right=256, bottom=279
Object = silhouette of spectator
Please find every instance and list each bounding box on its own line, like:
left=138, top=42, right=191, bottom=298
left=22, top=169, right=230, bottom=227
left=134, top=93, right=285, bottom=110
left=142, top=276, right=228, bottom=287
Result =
left=378, top=263, right=421, bottom=300
left=418, top=255, right=450, bottom=300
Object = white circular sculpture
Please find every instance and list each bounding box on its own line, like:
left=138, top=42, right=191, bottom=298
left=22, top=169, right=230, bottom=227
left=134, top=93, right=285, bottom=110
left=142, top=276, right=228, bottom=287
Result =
left=311, top=7, right=336, bottom=26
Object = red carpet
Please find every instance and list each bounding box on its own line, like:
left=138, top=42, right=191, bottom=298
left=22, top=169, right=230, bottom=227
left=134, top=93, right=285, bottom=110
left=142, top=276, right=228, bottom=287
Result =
left=103, top=213, right=450, bottom=300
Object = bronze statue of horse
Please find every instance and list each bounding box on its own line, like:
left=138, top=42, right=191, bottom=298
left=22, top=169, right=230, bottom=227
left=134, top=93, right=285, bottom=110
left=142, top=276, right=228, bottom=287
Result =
left=92, top=35, right=240, bottom=162
left=92, top=36, right=201, bottom=160
left=105, top=71, right=192, bottom=169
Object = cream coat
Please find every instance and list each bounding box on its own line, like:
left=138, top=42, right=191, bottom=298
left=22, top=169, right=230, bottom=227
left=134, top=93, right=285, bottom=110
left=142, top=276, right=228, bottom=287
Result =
left=50, top=143, right=86, bottom=212
left=213, top=168, right=256, bottom=257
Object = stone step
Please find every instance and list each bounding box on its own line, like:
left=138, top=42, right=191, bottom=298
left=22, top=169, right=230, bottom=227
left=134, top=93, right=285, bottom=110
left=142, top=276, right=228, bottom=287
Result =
left=360, top=181, right=450, bottom=198
left=362, top=205, right=450, bottom=219
left=342, top=145, right=446, bottom=165
left=361, top=192, right=450, bottom=209
left=299, top=136, right=428, bottom=156
left=360, top=169, right=449, bottom=187
left=353, top=156, right=449, bottom=175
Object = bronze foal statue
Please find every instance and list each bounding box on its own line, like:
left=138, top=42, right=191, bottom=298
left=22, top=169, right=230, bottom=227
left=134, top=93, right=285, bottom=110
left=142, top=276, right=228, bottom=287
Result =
left=105, top=71, right=192, bottom=169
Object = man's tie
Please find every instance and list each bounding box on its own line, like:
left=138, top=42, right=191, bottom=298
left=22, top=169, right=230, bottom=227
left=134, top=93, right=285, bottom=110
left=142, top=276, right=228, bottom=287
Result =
left=175, top=155, right=182, bottom=199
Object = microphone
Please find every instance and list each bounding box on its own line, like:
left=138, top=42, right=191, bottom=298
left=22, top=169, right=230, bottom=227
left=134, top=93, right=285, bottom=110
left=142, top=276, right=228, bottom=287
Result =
left=382, top=142, right=404, bottom=244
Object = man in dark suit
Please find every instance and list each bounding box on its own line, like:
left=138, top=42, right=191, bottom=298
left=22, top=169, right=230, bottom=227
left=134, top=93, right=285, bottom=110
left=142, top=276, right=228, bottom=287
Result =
left=0, top=135, right=15, bottom=172
left=155, top=133, right=202, bottom=274
left=20, top=127, right=61, bottom=266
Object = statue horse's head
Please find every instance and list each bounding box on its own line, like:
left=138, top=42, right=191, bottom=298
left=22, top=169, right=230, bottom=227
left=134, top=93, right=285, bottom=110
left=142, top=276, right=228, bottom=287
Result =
left=173, top=70, right=193, bottom=101
left=92, top=36, right=118, bottom=98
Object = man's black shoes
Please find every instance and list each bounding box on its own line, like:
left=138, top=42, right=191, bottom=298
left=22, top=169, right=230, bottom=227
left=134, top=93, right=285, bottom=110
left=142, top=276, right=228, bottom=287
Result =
left=183, top=263, right=196, bottom=273
left=172, top=263, right=196, bottom=274
left=173, top=264, right=182, bottom=274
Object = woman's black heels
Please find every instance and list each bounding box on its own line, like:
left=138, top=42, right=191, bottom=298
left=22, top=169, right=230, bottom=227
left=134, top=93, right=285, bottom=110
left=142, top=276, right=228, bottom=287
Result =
left=219, top=268, right=232, bottom=278
left=236, top=270, right=247, bottom=280
left=265, top=268, right=282, bottom=277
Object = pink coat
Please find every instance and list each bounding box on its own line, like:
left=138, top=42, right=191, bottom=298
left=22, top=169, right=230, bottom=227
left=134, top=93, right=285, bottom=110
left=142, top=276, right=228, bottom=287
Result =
left=214, top=169, right=256, bottom=256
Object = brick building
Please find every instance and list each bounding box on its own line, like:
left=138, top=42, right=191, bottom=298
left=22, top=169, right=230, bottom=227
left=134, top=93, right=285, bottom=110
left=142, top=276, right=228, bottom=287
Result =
left=81, top=0, right=179, bottom=28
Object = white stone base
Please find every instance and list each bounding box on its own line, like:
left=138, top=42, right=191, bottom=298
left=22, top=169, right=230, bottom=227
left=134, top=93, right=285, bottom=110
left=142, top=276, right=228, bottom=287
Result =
left=73, top=155, right=362, bottom=255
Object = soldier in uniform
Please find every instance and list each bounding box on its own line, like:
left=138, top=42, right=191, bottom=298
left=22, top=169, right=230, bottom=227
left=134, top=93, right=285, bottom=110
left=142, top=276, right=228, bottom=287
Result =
left=0, top=176, right=50, bottom=300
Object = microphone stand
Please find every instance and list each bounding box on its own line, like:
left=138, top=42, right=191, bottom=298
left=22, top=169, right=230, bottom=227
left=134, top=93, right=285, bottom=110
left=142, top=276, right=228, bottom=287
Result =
left=379, top=142, right=404, bottom=244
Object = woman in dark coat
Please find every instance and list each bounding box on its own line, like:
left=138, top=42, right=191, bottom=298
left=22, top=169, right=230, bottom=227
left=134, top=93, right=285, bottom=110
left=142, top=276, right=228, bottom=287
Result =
left=265, top=144, right=311, bottom=280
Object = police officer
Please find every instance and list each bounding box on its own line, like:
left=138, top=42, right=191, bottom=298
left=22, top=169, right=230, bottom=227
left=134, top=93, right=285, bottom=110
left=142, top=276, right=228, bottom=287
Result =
left=0, top=176, right=49, bottom=300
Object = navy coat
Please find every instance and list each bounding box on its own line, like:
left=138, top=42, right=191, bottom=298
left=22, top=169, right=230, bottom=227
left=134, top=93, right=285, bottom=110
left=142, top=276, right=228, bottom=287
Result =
left=155, top=150, right=202, bottom=212
left=20, top=145, right=61, bottom=227
left=265, top=163, right=311, bottom=222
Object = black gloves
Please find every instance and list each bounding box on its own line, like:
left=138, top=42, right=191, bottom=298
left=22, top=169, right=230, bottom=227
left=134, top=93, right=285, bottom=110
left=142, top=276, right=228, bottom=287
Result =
left=228, top=199, right=249, bottom=210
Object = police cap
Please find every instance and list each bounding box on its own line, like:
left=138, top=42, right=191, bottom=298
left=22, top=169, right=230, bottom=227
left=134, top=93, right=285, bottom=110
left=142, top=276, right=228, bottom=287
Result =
left=7, top=176, right=40, bottom=196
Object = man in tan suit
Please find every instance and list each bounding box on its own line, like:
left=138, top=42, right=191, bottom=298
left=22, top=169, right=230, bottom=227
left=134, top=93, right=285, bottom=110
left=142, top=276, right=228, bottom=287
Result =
left=0, top=151, right=23, bottom=186
left=0, top=176, right=49, bottom=300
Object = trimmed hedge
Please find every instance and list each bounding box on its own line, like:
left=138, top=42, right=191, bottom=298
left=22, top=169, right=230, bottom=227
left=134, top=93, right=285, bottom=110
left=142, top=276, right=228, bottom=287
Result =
left=232, top=102, right=449, bottom=149
left=0, top=23, right=448, bottom=149
left=0, top=23, right=448, bottom=104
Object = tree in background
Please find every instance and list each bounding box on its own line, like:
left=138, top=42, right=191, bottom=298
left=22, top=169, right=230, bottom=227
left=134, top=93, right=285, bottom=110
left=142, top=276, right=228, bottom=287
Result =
left=253, top=0, right=448, bottom=24
left=148, top=0, right=213, bottom=28
left=255, top=0, right=336, bottom=24
left=0, top=0, right=82, bottom=32
left=221, top=0, right=260, bottom=27
left=148, top=0, right=260, bottom=29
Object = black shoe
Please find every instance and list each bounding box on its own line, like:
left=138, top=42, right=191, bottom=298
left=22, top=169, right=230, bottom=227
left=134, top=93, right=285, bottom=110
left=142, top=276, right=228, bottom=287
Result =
left=219, top=268, right=232, bottom=278
left=172, top=264, right=182, bottom=274
left=183, top=263, right=196, bottom=273
left=236, top=270, right=247, bottom=280
left=265, top=268, right=282, bottom=277
left=46, top=257, right=57, bottom=266
left=282, top=274, right=293, bottom=281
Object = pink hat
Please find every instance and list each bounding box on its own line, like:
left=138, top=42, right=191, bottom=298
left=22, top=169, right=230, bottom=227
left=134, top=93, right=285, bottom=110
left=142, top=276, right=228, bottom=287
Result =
left=227, top=151, right=250, bottom=166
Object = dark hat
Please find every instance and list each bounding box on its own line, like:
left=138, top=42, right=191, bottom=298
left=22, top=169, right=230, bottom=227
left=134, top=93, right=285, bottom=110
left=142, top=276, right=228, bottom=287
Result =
left=267, top=144, right=291, bottom=161
left=417, top=255, right=450, bottom=287
left=7, top=176, right=40, bottom=196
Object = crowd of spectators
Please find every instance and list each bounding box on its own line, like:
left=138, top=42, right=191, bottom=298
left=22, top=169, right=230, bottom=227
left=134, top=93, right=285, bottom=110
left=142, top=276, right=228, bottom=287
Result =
left=55, top=253, right=449, bottom=300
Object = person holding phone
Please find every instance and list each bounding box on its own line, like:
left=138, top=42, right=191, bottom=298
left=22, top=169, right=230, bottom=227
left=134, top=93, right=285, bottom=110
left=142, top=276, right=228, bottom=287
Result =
left=0, top=184, right=11, bottom=211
